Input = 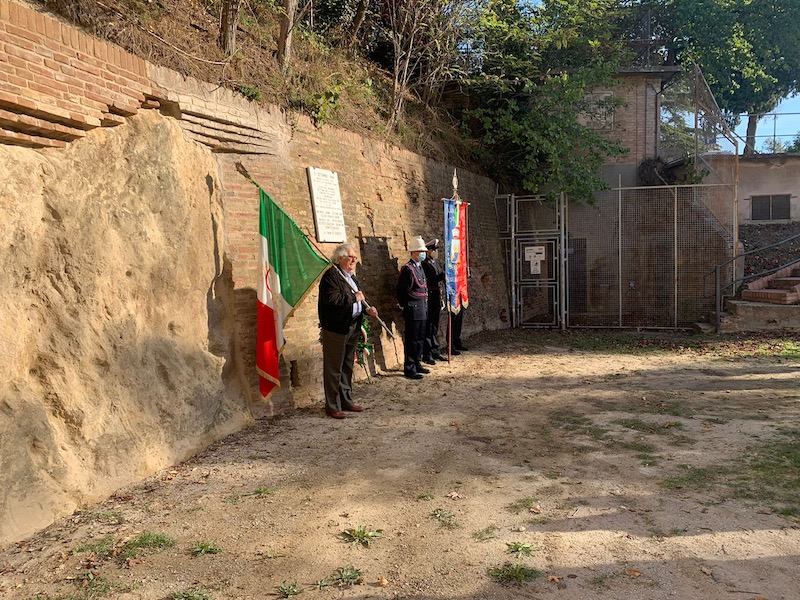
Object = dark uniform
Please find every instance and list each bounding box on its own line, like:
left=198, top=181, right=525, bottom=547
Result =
left=421, top=252, right=445, bottom=362
left=396, top=259, right=428, bottom=378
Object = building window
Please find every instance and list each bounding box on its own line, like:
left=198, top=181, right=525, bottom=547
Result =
left=579, top=92, right=614, bottom=130
left=751, top=194, right=791, bottom=221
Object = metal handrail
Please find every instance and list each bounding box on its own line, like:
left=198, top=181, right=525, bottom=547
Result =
left=712, top=232, right=800, bottom=332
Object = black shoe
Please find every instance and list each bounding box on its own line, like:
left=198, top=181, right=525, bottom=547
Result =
left=423, top=358, right=436, bottom=365
left=417, top=366, right=431, bottom=374
left=455, top=345, right=469, bottom=351
left=404, top=372, right=424, bottom=380
left=450, top=349, right=461, bottom=356
left=431, top=352, right=445, bottom=361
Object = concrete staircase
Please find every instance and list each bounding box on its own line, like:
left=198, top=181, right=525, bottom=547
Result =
left=740, top=262, right=800, bottom=305
left=715, top=260, right=800, bottom=332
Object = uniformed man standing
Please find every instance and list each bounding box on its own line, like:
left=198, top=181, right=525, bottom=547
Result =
left=397, top=236, right=429, bottom=379
left=421, top=238, right=445, bottom=364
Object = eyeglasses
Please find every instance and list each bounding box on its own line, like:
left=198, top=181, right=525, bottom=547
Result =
left=346, top=255, right=358, bottom=260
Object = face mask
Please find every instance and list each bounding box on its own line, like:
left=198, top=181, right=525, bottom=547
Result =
left=418, top=252, right=427, bottom=261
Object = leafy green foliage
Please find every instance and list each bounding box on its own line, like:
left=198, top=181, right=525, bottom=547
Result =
left=170, top=587, right=215, bottom=600
left=473, top=524, right=499, bottom=541
left=242, top=485, right=276, bottom=498
left=310, top=83, right=342, bottom=125
left=75, top=536, right=116, bottom=560
left=430, top=507, right=459, bottom=529
left=313, top=578, right=333, bottom=590
left=276, top=581, right=302, bottom=597
left=356, top=318, right=374, bottom=367
left=461, top=0, right=630, bottom=199
left=487, top=562, right=542, bottom=585
left=237, top=84, right=262, bottom=101
left=506, top=496, right=539, bottom=514
left=339, top=525, right=383, bottom=547
left=189, top=540, right=223, bottom=556
left=116, top=531, right=176, bottom=563
left=330, top=566, right=363, bottom=587
left=505, top=541, right=534, bottom=557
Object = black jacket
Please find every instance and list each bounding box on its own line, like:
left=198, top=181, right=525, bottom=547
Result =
left=396, top=260, right=428, bottom=321
left=318, top=266, right=363, bottom=334
left=421, top=257, right=445, bottom=304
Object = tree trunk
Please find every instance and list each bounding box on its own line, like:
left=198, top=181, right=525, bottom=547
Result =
left=744, top=113, right=759, bottom=156
left=277, top=0, right=298, bottom=71
left=348, top=0, right=368, bottom=46
left=218, top=0, right=242, bottom=57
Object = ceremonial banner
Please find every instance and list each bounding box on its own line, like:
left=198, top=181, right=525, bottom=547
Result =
left=257, top=189, right=329, bottom=399
left=444, top=198, right=469, bottom=313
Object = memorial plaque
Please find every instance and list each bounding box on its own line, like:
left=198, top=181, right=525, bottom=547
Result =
left=307, top=166, right=347, bottom=243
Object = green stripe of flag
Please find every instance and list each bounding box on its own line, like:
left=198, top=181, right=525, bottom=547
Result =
left=259, top=189, right=329, bottom=307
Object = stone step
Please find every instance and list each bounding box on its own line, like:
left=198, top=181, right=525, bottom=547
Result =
left=741, top=289, right=799, bottom=305
left=769, top=276, right=800, bottom=288
left=721, top=299, right=800, bottom=332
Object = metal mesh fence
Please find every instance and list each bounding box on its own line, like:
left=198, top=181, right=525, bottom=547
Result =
left=566, top=184, right=735, bottom=327
left=497, top=184, right=735, bottom=328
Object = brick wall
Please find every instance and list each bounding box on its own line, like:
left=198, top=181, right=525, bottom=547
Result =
left=1, top=0, right=509, bottom=415
left=602, top=73, right=667, bottom=166
left=217, top=123, right=506, bottom=414
left=0, top=0, right=158, bottom=146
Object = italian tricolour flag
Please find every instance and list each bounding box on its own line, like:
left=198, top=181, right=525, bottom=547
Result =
left=257, top=189, right=329, bottom=400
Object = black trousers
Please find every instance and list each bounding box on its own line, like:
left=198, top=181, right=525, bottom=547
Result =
left=446, top=309, right=464, bottom=349
left=423, top=302, right=441, bottom=359
left=403, top=318, right=426, bottom=375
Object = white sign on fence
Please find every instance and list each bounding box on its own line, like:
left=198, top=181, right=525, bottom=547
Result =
left=307, top=167, right=347, bottom=243
left=524, top=245, right=546, bottom=274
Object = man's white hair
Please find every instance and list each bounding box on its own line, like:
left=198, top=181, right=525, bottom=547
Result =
left=332, top=243, right=355, bottom=261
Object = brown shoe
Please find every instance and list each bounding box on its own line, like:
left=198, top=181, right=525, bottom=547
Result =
left=344, top=405, right=364, bottom=412
left=326, top=410, right=347, bottom=419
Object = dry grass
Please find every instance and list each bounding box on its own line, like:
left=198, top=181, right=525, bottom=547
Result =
left=30, top=0, right=474, bottom=165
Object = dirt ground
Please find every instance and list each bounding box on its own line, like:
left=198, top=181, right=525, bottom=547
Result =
left=2, top=329, right=799, bottom=600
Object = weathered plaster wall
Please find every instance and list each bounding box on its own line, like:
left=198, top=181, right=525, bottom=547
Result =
left=0, top=111, right=250, bottom=545
left=705, top=154, right=800, bottom=224
left=0, top=0, right=508, bottom=544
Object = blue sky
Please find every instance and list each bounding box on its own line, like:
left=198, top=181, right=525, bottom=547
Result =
left=724, top=95, right=800, bottom=153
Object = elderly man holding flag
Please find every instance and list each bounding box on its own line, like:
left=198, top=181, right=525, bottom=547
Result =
left=317, top=243, right=378, bottom=419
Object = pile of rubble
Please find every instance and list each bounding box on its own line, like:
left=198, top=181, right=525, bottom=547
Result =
left=739, top=223, right=800, bottom=277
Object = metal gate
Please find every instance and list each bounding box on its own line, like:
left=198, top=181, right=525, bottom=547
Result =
left=496, top=185, right=736, bottom=329
left=496, top=193, right=567, bottom=328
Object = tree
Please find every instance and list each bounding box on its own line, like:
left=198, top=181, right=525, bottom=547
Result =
left=381, top=0, right=470, bottom=132
left=653, top=0, right=800, bottom=155
left=459, top=0, right=630, bottom=200
left=277, top=0, right=299, bottom=71
left=786, top=133, right=800, bottom=154
left=304, top=0, right=373, bottom=46
left=218, top=0, right=243, bottom=56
